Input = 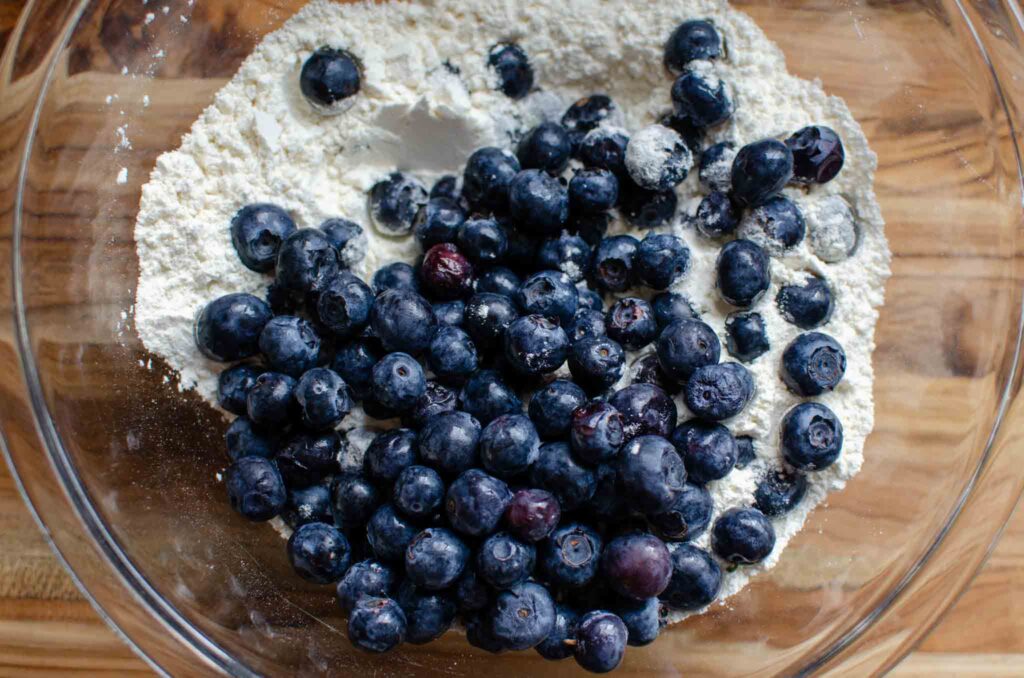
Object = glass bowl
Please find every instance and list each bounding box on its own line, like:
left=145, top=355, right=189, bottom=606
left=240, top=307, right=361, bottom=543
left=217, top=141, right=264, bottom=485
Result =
left=1, top=0, right=1023, bottom=675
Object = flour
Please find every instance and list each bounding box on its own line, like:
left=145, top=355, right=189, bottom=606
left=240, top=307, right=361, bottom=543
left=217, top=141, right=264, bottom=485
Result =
left=134, top=0, right=890, bottom=625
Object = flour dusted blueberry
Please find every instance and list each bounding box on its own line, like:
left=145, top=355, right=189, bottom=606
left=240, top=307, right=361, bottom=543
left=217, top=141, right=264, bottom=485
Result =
left=463, top=147, right=520, bottom=211
left=276, top=229, right=339, bottom=295
left=755, top=467, right=808, bottom=517
left=371, top=352, right=426, bottom=411
left=331, top=338, right=381, bottom=400
left=625, top=124, right=693, bottom=191
left=698, top=141, right=737, bottom=192
left=617, top=597, right=660, bottom=647
left=337, top=560, right=396, bottom=613
left=671, top=64, right=733, bottom=128
left=217, top=364, right=261, bottom=416
left=664, top=19, right=722, bottom=73
left=542, top=522, right=603, bottom=587
left=369, top=172, right=429, bottom=236
left=420, top=243, right=475, bottom=301
left=571, top=401, right=625, bottom=465
left=395, top=580, right=457, bottom=645
left=490, top=582, right=556, bottom=651
left=509, top=169, right=570, bottom=235
left=477, top=532, right=536, bottom=588
left=651, top=292, right=699, bottom=329
left=684, top=362, right=755, bottom=421
left=724, top=311, right=769, bottom=363
left=226, top=456, right=286, bottom=522
left=367, top=504, right=420, bottom=563
left=738, top=195, right=806, bottom=255
left=464, top=292, right=519, bottom=345
left=413, top=197, right=466, bottom=249
left=786, top=125, right=845, bottom=184
left=517, top=121, right=572, bottom=174
left=295, top=367, right=352, bottom=430
left=609, top=383, right=678, bottom=440
left=479, top=414, right=541, bottom=479
left=535, top=604, right=579, bottom=661
left=574, top=611, right=627, bottom=673
left=579, top=127, right=630, bottom=176
left=372, top=261, right=420, bottom=294
left=716, top=239, right=771, bottom=307
left=530, top=441, right=597, bottom=511
left=777, top=275, right=834, bottom=329
left=433, top=300, right=465, bottom=327
left=460, top=369, right=523, bottom=424
left=287, top=522, right=351, bottom=584
left=225, top=416, right=277, bottom=461
left=606, top=298, right=658, bottom=350
left=428, top=326, right=478, bottom=383
left=538, top=233, right=590, bottom=282
left=348, top=597, right=406, bottom=653
left=735, top=435, right=757, bottom=469
left=591, top=235, right=639, bottom=293
left=320, top=217, right=366, bottom=267
left=660, top=543, right=721, bottom=611
left=277, top=432, right=340, bottom=487
left=807, top=194, right=859, bottom=263
left=331, top=473, right=380, bottom=531
left=635, top=233, right=690, bottom=290
left=671, top=421, right=738, bottom=484
left=619, top=179, right=678, bottom=229
left=446, top=468, right=512, bottom=537
left=731, top=139, right=794, bottom=207
left=782, top=332, right=847, bottom=396
left=196, top=293, right=273, bottom=362
left=569, top=168, right=619, bottom=214
left=562, top=94, right=619, bottom=143
left=568, top=336, right=625, bottom=393
left=370, top=288, right=437, bottom=355
left=505, top=314, right=570, bottom=375
left=488, top=42, right=534, bottom=99
left=781, top=402, right=844, bottom=471
left=300, top=46, right=360, bottom=112
left=476, top=266, right=522, bottom=298
left=712, top=507, right=776, bottom=564
left=246, top=372, right=296, bottom=426
left=418, top=411, right=481, bottom=476
left=529, top=379, right=587, bottom=439
left=392, top=465, right=444, bottom=522
left=649, top=482, right=713, bottom=542
left=516, top=270, right=579, bottom=325
left=230, top=204, right=297, bottom=272
left=317, top=273, right=374, bottom=338
left=283, top=483, right=333, bottom=528
left=656, top=318, right=720, bottom=381
left=616, top=435, right=686, bottom=514
left=457, top=216, right=508, bottom=265
left=695, top=190, right=741, bottom=239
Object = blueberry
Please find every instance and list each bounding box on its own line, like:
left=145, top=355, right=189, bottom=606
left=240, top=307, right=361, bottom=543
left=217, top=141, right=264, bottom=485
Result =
left=781, top=402, right=844, bottom=470
left=578, top=288, right=604, bottom=312
left=457, top=217, right=508, bottom=265
left=606, top=297, right=658, bottom=350
left=568, top=336, right=625, bottom=393
left=367, top=503, right=419, bottom=563
left=651, top=292, right=699, bottom=329
left=591, top=235, right=639, bottom=293
left=656, top=317, right=721, bottom=383
left=629, top=354, right=681, bottom=396
left=276, top=433, right=339, bottom=491
left=664, top=19, right=722, bottom=72
left=480, top=414, right=541, bottom=479
left=478, top=532, right=536, bottom=588
left=777, top=275, right=834, bottom=329
left=735, top=435, right=756, bottom=469
left=585, top=463, right=628, bottom=522
left=395, top=580, right=457, bottom=644
left=295, top=367, right=351, bottom=430
left=725, top=312, right=769, bottom=363
left=490, top=582, right=556, bottom=651
left=698, top=141, right=737, bottom=192
left=433, top=300, right=465, bottom=327
left=465, top=612, right=506, bottom=654
left=712, top=507, right=776, bottom=564
left=529, top=442, right=597, bottom=510
left=671, top=420, right=738, bottom=484
left=488, top=43, right=533, bottom=99
left=404, top=380, right=458, bottom=428
left=348, top=597, right=406, bottom=653
left=786, top=125, right=845, bottom=184
left=517, top=121, right=572, bottom=173
left=625, top=124, right=693, bottom=191
left=609, top=383, right=678, bottom=440
left=195, top=293, right=273, bottom=361
left=372, top=261, right=420, bottom=295
left=218, top=364, right=261, bottom=415
left=370, top=288, right=438, bottom=355
left=225, top=416, right=277, bottom=461
left=464, top=293, right=519, bottom=346
left=319, top=217, right=366, bottom=268
left=331, top=473, right=380, bottom=531
left=509, top=169, right=570, bottom=236
left=574, top=611, right=627, bottom=673
left=405, top=527, right=470, bottom=590
left=259, top=316, right=321, bottom=377
left=616, top=435, right=686, bottom=514
left=731, top=139, right=794, bottom=207
left=463, top=147, right=520, bottom=211
left=617, top=597, right=660, bottom=647
left=538, top=233, right=590, bottom=283
left=502, top=222, right=542, bottom=270
left=738, top=195, right=806, bottom=255
left=413, top=197, right=466, bottom=249
left=337, top=560, right=396, bottom=613
left=504, top=314, right=570, bottom=375
left=535, top=604, right=579, bottom=660
left=284, top=483, right=333, bottom=528
left=685, top=362, right=755, bottom=421
left=459, top=369, right=523, bottom=424
left=246, top=372, right=297, bottom=427
left=716, top=239, right=771, bottom=307
left=671, top=67, right=733, bottom=128
left=420, top=243, right=475, bottom=301
left=276, top=229, right=339, bottom=295
left=370, top=353, right=426, bottom=412
left=571, top=402, right=625, bottom=465
left=418, top=410, right=481, bottom=475
left=476, top=267, right=522, bottom=298
left=331, top=338, right=381, bottom=399
left=504, top=488, right=561, bottom=543
left=528, top=380, right=587, bottom=439
left=635, top=234, right=690, bottom=291
left=363, top=428, right=417, bottom=484
left=569, top=169, right=619, bottom=214
left=570, top=211, right=611, bottom=247
left=542, top=522, right=603, bottom=588
left=427, top=326, right=478, bottom=383
left=619, top=180, right=678, bottom=229
left=369, top=172, right=429, bottom=236
left=782, top=331, right=846, bottom=397
left=660, top=543, right=721, bottom=611
left=392, top=465, right=444, bottom=521
left=454, top=567, right=491, bottom=613
left=230, top=204, right=297, bottom=272
left=694, top=190, right=741, bottom=238
left=300, top=46, right=360, bottom=111
left=569, top=309, right=607, bottom=343
left=658, top=112, right=704, bottom=155
left=265, top=281, right=304, bottom=316
left=225, top=456, right=286, bottom=521
left=516, top=271, right=578, bottom=325
left=649, top=481, right=713, bottom=541
left=287, top=522, right=351, bottom=584
left=755, top=467, right=808, bottom=517
left=578, top=128, right=630, bottom=176
left=446, top=468, right=512, bottom=537
left=562, top=95, right=618, bottom=140
left=316, top=273, right=374, bottom=338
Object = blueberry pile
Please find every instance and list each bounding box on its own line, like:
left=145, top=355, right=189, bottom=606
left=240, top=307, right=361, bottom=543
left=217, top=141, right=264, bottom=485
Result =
left=200, top=19, right=851, bottom=672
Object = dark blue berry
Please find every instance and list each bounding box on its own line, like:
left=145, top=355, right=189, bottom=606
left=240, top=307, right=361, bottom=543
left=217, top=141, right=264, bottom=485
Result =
left=480, top=414, right=541, bottom=479
left=370, top=288, right=438, bottom=355
left=284, top=483, right=333, bottom=528
left=478, top=532, right=536, bottom=588
left=538, top=233, right=590, bottom=283
left=418, top=410, right=481, bottom=475
left=455, top=567, right=491, bottom=613
left=372, top=261, right=420, bottom=294
left=504, top=315, right=570, bottom=375
left=781, top=402, right=844, bottom=470
left=195, top=293, right=273, bottom=361
left=777, top=275, right=834, bottom=329
left=716, top=238, right=771, bottom=307
left=619, top=180, right=677, bottom=228
left=735, top=435, right=756, bottom=468
left=569, top=168, right=619, bottom=213
left=300, top=46, right=360, bottom=111
left=276, top=229, right=339, bottom=294
left=363, top=428, right=417, bottom=484
left=259, top=315, right=321, bottom=377
left=571, top=402, right=625, bottom=464
left=226, top=456, right=286, bottom=521
left=609, top=383, right=678, bottom=440
left=755, top=467, right=808, bottom=517
left=488, top=43, right=533, bottom=99
left=393, top=465, right=444, bottom=521
left=725, top=312, right=769, bottom=363
left=695, top=190, right=740, bottom=238
left=568, top=336, right=625, bottom=393
left=684, top=362, right=755, bottom=421
left=319, top=217, right=365, bottom=267
left=348, top=597, right=406, bottom=653
left=331, top=338, right=381, bottom=399
left=489, top=583, right=556, bottom=653
left=616, top=435, right=686, bottom=514
left=712, top=507, right=776, bottom=564
left=671, top=420, right=738, bottom=483
left=404, top=380, right=457, bottom=428
left=517, top=121, right=572, bottom=173
left=502, top=222, right=542, bottom=270
left=395, top=580, right=457, bottom=644
left=574, top=611, right=627, bottom=673
left=569, top=309, right=607, bottom=343
left=516, top=271, right=579, bottom=326
left=505, top=488, right=561, bottom=543
left=476, top=267, right=522, bottom=298
left=509, top=169, right=570, bottom=235
left=635, top=234, right=689, bottom=290
left=606, top=297, right=658, bottom=350
left=542, top=522, right=603, bottom=588
left=671, top=68, right=733, bottom=128
left=786, top=125, right=845, bottom=184
left=731, top=139, right=794, bottom=207
left=698, top=141, right=736, bottom=192
left=369, top=172, right=428, bottom=236
left=617, top=597, right=660, bottom=647
left=413, top=197, right=466, bottom=249
left=331, top=473, right=380, bottom=531
left=536, top=605, right=579, bottom=660
left=579, top=128, right=629, bottom=176
left=530, top=442, right=597, bottom=510
left=295, top=367, right=351, bottom=430
left=625, top=124, right=692, bottom=191
left=465, top=612, right=506, bottom=654
left=265, top=281, right=304, bottom=316
left=659, top=112, right=704, bottom=155
left=585, top=463, right=628, bottom=521
left=570, top=211, right=611, bottom=246
left=287, top=522, right=351, bottom=583
left=428, top=326, right=478, bottom=382
left=464, top=293, right=519, bottom=346
left=629, top=354, right=681, bottom=396
left=782, top=332, right=846, bottom=396
left=225, top=416, right=276, bottom=461
left=246, top=372, right=296, bottom=427
left=371, top=352, right=426, bottom=411
left=405, top=527, right=470, bottom=590
left=316, top=273, right=373, bottom=338
left=591, top=235, right=639, bottom=293
left=230, top=204, right=296, bottom=272
left=218, top=364, right=261, bottom=415
left=562, top=95, right=617, bottom=140
left=433, top=300, right=465, bottom=327
left=528, top=379, right=586, bottom=439
left=664, top=19, right=722, bottom=72
left=463, top=147, right=520, bottom=211
left=336, top=560, right=396, bottom=613
left=651, top=292, right=699, bottom=329
left=457, top=216, right=508, bottom=264
left=660, top=543, right=721, bottom=610
left=739, top=195, right=806, bottom=255
left=366, top=504, right=419, bottom=563
left=420, top=243, right=475, bottom=301
left=446, top=469, right=511, bottom=537
left=276, top=431, right=340, bottom=488
left=459, top=369, right=523, bottom=424
left=649, top=481, right=713, bottom=541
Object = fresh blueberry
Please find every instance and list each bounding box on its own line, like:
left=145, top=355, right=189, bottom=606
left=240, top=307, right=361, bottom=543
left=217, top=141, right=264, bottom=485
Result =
left=606, top=297, right=658, bottom=350
left=694, top=190, right=741, bottom=239
left=562, top=95, right=618, bottom=142
left=246, top=372, right=297, bottom=427
left=300, top=46, right=360, bottom=111
left=367, top=503, right=419, bottom=563
left=276, top=431, right=340, bottom=490
left=517, top=121, right=572, bottom=174
left=372, top=261, right=420, bottom=295
left=363, top=428, right=417, bottom=484
left=433, top=300, right=465, bottom=327
left=716, top=238, right=771, bottom=307
left=590, top=235, right=639, bottom=293
left=488, top=43, right=533, bottom=99
left=348, top=597, right=406, bottom=653
left=454, top=567, right=491, bottom=613
left=478, top=532, right=536, bottom=588
left=490, top=582, right=556, bottom=651
left=331, top=338, right=381, bottom=400
left=195, top=293, right=273, bottom=361
left=616, top=435, right=686, bottom=514
left=528, top=380, right=587, bottom=439
left=569, top=169, right=619, bottom=214
left=395, top=580, right=457, bottom=644
left=370, top=288, right=438, bottom=355
left=418, top=410, right=481, bottom=475
left=516, top=270, right=578, bottom=325
left=504, top=315, right=570, bottom=375
left=369, top=172, right=429, bottom=236
left=287, top=522, right=351, bottom=584
left=617, top=597, right=660, bottom=647
left=698, top=141, right=737, bottom=192
left=786, top=125, right=845, bottom=184
left=331, top=473, right=380, bottom=531
left=446, top=469, right=512, bottom=537
left=574, top=611, right=627, bottom=673
left=571, top=402, right=625, bottom=465
left=464, top=293, right=519, bottom=346
left=413, top=197, right=466, bottom=249
left=538, top=233, right=590, bottom=283
left=529, top=442, right=597, bottom=511
left=259, top=316, right=321, bottom=377
left=755, top=467, right=808, bottom=517
left=609, top=383, right=679, bottom=440
left=476, top=267, right=522, bottom=298
left=364, top=395, right=400, bottom=425
left=585, top=463, right=628, bottom=522
left=570, top=211, right=611, bottom=247
left=658, top=112, right=704, bottom=155
left=568, top=336, right=625, bottom=393
left=671, top=421, right=738, bottom=484
left=276, top=229, right=339, bottom=295
left=463, top=147, right=520, bottom=211
left=664, top=19, right=722, bottom=72
left=316, top=273, right=374, bottom=338
left=225, top=416, right=277, bottom=461
left=284, top=483, right=333, bottom=528
left=684, top=362, right=755, bottom=421
left=578, top=128, right=629, bottom=176
left=671, top=66, right=733, bottom=128
left=295, top=367, right=351, bottom=430
left=619, top=180, right=678, bottom=229
left=735, top=435, right=756, bottom=469
left=371, top=353, right=426, bottom=411
left=230, top=204, right=297, bottom=272
left=464, top=612, right=506, bottom=654
left=782, top=331, right=846, bottom=397
left=542, top=522, right=603, bottom=588
left=781, top=402, right=844, bottom=470
left=405, top=527, right=470, bottom=590
left=504, top=488, right=560, bottom=543
left=725, top=312, right=770, bottom=363
left=218, top=364, right=261, bottom=415
left=629, top=354, right=681, bottom=396
left=392, top=465, right=444, bottom=521
left=731, top=139, right=794, bottom=207
left=404, top=380, right=457, bottom=428
left=712, top=507, right=776, bottom=564
left=635, top=234, right=690, bottom=291
left=480, top=414, right=541, bottom=479
left=777, top=275, right=834, bottom=329
left=459, top=369, right=523, bottom=424
left=265, top=281, right=304, bottom=316
left=739, top=195, right=806, bottom=255
left=625, top=124, right=693, bottom=191
left=536, top=605, right=579, bottom=660
left=578, top=290, right=604, bottom=315
left=320, top=218, right=366, bottom=268
left=651, top=292, right=699, bottom=329
left=337, top=560, right=396, bottom=613
left=502, top=222, right=542, bottom=270
left=569, top=309, right=607, bottom=343
left=225, top=456, right=286, bottom=521
left=427, top=326, right=478, bottom=383
left=457, top=216, right=508, bottom=265
left=509, top=170, right=570, bottom=235
left=420, top=243, right=475, bottom=301
left=660, top=543, right=721, bottom=611
left=649, top=481, right=713, bottom=541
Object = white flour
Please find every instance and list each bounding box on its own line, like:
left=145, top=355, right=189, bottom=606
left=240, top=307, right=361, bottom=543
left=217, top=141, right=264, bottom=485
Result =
left=134, top=0, right=890, bottom=624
